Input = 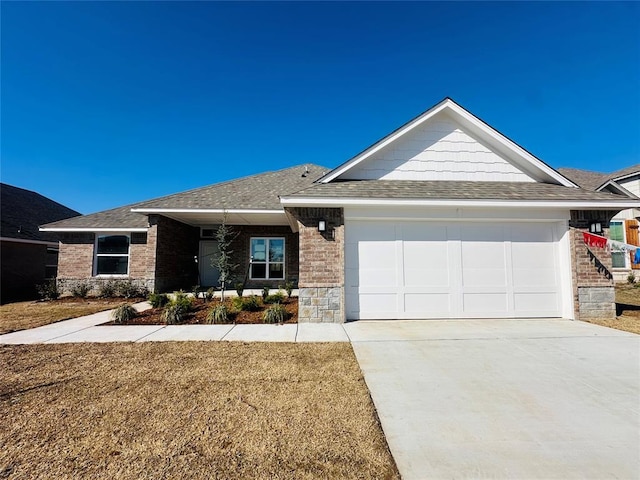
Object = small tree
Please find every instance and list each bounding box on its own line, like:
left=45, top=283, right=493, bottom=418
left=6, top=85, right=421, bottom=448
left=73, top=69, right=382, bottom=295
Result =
left=213, top=214, right=239, bottom=301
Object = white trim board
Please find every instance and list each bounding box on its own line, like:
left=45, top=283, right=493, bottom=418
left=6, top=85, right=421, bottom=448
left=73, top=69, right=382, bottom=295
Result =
left=0, top=236, right=59, bottom=247
left=281, top=196, right=640, bottom=209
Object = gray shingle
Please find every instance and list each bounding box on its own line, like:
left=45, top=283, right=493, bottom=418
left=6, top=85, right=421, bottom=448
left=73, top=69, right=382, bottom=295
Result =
left=286, top=180, right=634, bottom=202
left=558, top=165, right=640, bottom=191
left=1, top=183, right=80, bottom=241
left=41, top=204, right=149, bottom=230
left=135, top=164, right=327, bottom=210
left=41, top=165, right=328, bottom=230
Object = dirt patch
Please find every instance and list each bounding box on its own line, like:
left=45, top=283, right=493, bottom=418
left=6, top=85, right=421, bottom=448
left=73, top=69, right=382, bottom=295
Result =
left=0, top=342, right=399, bottom=480
left=0, top=298, right=141, bottom=335
left=111, top=297, right=298, bottom=325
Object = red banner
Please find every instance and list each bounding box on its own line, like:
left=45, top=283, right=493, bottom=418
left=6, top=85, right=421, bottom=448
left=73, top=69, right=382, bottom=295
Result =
left=583, top=232, right=607, bottom=249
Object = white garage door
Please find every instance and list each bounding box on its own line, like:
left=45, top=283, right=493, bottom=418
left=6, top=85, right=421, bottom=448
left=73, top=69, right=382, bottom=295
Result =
left=345, top=221, right=563, bottom=319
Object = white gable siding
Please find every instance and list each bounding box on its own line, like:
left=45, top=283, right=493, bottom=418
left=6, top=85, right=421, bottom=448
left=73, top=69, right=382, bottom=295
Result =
left=612, top=175, right=640, bottom=220
left=341, top=114, right=535, bottom=182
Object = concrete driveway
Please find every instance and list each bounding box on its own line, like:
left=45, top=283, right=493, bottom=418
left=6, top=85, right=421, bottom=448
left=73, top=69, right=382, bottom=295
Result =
left=345, top=319, right=640, bottom=479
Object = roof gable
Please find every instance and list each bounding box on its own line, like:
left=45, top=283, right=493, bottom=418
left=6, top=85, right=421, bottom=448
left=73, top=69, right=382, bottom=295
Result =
left=339, top=111, right=534, bottom=182
left=321, top=98, right=577, bottom=187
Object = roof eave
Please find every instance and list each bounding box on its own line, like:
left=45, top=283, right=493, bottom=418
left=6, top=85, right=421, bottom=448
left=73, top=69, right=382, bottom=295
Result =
left=280, top=196, right=640, bottom=210
left=39, top=227, right=149, bottom=232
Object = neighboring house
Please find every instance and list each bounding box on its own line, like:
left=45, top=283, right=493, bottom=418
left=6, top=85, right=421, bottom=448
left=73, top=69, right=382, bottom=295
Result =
left=41, top=98, right=640, bottom=322
left=1, top=183, right=80, bottom=303
left=559, top=166, right=640, bottom=282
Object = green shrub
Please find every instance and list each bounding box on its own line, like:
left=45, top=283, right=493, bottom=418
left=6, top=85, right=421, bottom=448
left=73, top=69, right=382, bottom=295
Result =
left=98, top=280, right=118, bottom=298
left=204, top=287, right=215, bottom=302
left=36, top=280, right=59, bottom=301
left=284, top=280, right=294, bottom=298
left=233, top=295, right=261, bottom=312
left=263, top=304, right=287, bottom=324
left=207, top=304, right=232, bottom=324
left=628, top=272, right=636, bottom=284
left=171, top=290, right=193, bottom=311
left=148, top=293, right=170, bottom=308
left=161, top=303, right=189, bottom=325
left=235, top=282, right=244, bottom=297
left=117, top=280, right=147, bottom=298
left=70, top=281, right=91, bottom=298
left=192, top=285, right=202, bottom=300
left=264, top=292, right=285, bottom=304
left=111, top=304, right=137, bottom=324
left=262, top=286, right=270, bottom=301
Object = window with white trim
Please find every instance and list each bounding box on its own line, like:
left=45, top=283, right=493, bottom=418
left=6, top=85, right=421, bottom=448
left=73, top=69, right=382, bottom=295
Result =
left=95, top=234, right=130, bottom=275
left=610, top=221, right=627, bottom=268
left=250, top=238, right=285, bottom=280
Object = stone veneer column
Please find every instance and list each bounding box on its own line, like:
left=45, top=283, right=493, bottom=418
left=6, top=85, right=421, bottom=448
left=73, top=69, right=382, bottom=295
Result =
left=286, top=207, right=345, bottom=323
left=569, top=210, right=618, bottom=320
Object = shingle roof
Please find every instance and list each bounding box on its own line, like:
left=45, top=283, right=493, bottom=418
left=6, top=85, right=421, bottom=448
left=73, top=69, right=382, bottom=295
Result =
left=609, top=164, right=640, bottom=182
left=41, top=164, right=328, bottom=230
left=285, top=180, right=633, bottom=202
left=41, top=204, right=149, bottom=230
left=556, top=168, right=608, bottom=191
left=558, top=165, right=640, bottom=191
left=135, top=164, right=327, bottom=210
left=1, top=183, right=80, bottom=241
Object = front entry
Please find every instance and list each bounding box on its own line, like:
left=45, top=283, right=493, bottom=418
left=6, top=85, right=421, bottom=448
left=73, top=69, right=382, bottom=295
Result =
left=199, top=240, right=220, bottom=287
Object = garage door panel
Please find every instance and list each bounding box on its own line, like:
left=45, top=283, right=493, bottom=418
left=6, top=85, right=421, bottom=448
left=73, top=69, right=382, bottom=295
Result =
left=345, top=220, right=564, bottom=320
left=463, top=293, right=508, bottom=314
left=512, top=268, right=556, bottom=288
left=358, top=293, right=397, bottom=314
left=405, top=293, right=451, bottom=315
left=510, top=223, right=553, bottom=242
left=514, top=293, right=559, bottom=314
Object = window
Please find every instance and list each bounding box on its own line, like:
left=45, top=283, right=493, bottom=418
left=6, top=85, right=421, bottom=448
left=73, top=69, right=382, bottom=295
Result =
left=95, top=234, right=130, bottom=275
left=609, top=222, right=626, bottom=268
left=250, top=238, right=284, bottom=280
left=45, top=246, right=59, bottom=279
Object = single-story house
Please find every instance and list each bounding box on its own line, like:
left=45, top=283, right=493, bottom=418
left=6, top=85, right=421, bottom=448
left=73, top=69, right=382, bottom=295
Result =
left=1, top=183, right=80, bottom=303
left=41, top=98, right=640, bottom=322
left=558, top=165, right=640, bottom=282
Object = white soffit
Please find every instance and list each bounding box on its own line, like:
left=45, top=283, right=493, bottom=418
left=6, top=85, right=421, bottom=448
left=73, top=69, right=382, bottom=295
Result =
left=319, top=98, right=578, bottom=188
left=129, top=208, right=289, bottom=227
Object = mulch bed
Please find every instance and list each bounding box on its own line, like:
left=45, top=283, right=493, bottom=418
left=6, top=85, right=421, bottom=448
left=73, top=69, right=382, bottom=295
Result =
left=110, top=297, right=298, bottom=325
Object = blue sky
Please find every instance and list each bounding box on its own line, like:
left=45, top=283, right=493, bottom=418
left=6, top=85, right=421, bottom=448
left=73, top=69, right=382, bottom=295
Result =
left=2, top=1, right=639, bottom=214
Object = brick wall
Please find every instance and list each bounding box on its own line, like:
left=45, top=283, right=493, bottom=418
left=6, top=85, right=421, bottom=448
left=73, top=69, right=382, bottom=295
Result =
left=286, top=207, right=344, bottom=323
left=569, top=210, right=618, bottom=320
left=153, top=215, right=199, bottom=292
left=228, top=225, right=299, bottom=289
left=57, top=230, right=157, bottom=294
left=57, top=233, right=94, bottom=279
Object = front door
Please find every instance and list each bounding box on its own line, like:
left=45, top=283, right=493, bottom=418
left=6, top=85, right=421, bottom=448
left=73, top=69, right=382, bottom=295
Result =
left=199, top=240, right=220, bottom=287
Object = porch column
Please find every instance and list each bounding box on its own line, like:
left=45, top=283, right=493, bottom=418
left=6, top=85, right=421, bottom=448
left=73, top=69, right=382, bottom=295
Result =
left=569, top=210, right=619, bottom=320
left=287, top=207, right=345, bottom=323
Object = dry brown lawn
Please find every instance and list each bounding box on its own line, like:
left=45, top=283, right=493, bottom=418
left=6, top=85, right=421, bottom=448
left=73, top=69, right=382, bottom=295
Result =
left=582, top=284, right=640, bottom=335
left=0, top=298, right=132, bottom=335
left=0, top=342, right=399, bottom=480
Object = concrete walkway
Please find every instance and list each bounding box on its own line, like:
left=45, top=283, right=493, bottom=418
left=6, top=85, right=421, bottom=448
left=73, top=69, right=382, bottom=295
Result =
left=0, top=302, right=349, bottom=344
left=345, top=319, right=640, bottom=479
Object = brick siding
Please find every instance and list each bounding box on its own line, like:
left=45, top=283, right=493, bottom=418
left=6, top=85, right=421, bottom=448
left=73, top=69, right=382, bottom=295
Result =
left=286, top=207, right=345, bottom=323
left=569, top=210, right=618, bottom=320
left=229, top=225, right=299, bottom=290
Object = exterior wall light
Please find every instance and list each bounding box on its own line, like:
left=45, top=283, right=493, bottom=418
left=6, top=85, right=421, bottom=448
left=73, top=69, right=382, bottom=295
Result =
left=589, top=222, right=603, bottom=234
left=318, top=219, right=326, bottom=232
